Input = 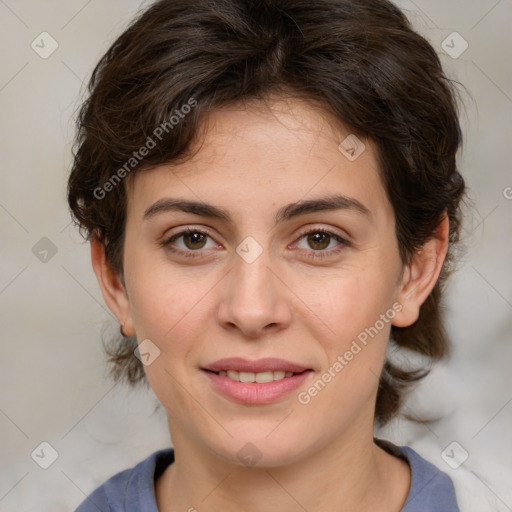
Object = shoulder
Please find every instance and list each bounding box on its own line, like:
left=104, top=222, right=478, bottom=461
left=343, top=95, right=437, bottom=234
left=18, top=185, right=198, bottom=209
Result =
left=400, top=445, right=460, bottom=511
left=375, top=438, right=460, bottom=512
left=73, top=448, right=175, bottom=512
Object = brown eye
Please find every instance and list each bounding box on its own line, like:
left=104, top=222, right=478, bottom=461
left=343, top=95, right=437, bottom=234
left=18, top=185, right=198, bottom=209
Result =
left=306, top=232, right=331, bottom=251
left=181, top=231, right=208, bottom=250
left=161, top=228, right=217, bottom=258
left=294, top=228, right=349, bottom=260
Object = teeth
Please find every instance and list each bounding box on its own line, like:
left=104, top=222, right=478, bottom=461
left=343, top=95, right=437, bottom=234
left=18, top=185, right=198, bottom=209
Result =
left=218, top=370, right=297, bottom=382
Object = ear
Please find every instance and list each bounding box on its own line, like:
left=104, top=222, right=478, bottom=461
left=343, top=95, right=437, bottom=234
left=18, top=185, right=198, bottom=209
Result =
left=392, top=213, right=449, bottom=328
left=90, top=235, right=135, bottom=337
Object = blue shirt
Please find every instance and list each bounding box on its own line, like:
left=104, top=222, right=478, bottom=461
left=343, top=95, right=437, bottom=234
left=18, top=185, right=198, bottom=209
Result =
left=74, top=439, right=459, bottom=511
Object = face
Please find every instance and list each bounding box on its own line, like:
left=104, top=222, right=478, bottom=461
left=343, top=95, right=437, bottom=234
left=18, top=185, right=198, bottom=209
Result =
left=109, top=97, right=413, bottom=467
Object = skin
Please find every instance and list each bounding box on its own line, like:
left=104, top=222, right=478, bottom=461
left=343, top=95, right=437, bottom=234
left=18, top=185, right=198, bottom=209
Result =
left=91, top=96, right=449, bottom=511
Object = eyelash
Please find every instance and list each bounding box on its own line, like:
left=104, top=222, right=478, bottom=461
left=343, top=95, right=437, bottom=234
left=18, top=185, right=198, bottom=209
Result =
left=160, top=227, right=349, bottom=260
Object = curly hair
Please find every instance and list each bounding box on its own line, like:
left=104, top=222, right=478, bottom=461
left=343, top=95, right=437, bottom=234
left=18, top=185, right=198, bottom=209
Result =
left=67, top=0, right=466, bottom=426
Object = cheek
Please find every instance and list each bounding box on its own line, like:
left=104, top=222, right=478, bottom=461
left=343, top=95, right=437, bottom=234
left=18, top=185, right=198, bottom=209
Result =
left=125, top=263, right=203, bottom=412
left=305, top=265, right=396, bottom=349
left=125, top=242, right=201, bottom=337
left=298, top=273, right=395, bottom=413
left=124, top=249, right=221, bottom=387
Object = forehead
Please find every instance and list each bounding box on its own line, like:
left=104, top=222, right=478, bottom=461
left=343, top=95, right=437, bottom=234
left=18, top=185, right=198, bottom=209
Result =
left=126, top=96, right=392, bottom=225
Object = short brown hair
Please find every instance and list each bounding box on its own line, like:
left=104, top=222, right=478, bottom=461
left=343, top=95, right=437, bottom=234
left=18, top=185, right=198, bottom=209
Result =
left=67, top=0, right=466, bottom=426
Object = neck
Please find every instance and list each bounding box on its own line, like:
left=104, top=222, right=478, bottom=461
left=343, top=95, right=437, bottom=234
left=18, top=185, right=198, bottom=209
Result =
left=156, top=419, right=410, bottom=512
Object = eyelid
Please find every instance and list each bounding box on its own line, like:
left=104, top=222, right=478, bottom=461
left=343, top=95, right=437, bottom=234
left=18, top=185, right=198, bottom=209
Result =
left=161, top=226, right=218, bottom=252
left=161, top=225, right=217, bottom=242
left=293, top=224, right=350, bottom=245
left=289, top=226, right=350, bottom=259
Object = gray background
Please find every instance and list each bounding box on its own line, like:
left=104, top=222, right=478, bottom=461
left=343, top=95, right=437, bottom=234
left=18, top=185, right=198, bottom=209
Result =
left=0, top=0, right=511, bottom=510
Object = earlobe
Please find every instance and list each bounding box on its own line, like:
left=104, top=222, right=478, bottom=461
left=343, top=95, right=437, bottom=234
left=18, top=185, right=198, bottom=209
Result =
left=392, top=214, right=449, bottom=328
left=90, top=236, right=135, bottom=336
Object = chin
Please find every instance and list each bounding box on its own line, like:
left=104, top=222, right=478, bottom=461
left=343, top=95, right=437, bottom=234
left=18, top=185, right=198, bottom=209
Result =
left=203, top=426, right=309, bottom=469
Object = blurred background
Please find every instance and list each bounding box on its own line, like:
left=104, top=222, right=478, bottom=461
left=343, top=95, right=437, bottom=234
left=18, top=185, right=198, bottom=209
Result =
left=0, top=0, right=511, bottom=510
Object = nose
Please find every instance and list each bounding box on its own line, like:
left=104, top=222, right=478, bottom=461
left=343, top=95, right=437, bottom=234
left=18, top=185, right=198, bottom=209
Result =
left=216, top=244, right=292, bottom=339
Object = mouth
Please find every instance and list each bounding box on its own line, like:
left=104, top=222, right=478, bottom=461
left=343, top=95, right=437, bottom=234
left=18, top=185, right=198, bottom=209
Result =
left=201, top=357, right=313, bottom=404
left=203, top=368, right=308, bottom=383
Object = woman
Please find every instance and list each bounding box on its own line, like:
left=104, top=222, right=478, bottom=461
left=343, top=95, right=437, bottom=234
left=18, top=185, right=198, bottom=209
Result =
left=67, top=0, right=465, bottom=510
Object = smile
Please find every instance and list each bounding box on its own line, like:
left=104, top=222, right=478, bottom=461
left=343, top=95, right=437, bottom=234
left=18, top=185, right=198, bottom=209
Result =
left=201, top=358, right=313, bottom=404
left=208, top=369, right=302, bottom=383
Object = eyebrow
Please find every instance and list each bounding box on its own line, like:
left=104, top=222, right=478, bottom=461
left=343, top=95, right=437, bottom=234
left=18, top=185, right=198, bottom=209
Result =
left=143, top=194, right=371, bottom=225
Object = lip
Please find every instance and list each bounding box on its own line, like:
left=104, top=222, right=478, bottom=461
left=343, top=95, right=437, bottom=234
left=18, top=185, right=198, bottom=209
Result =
left=203, top=369, right=312, bottom=405
left=201, top=358, right=313, bottom=405
left=203, top=357, right=310, bottom=373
